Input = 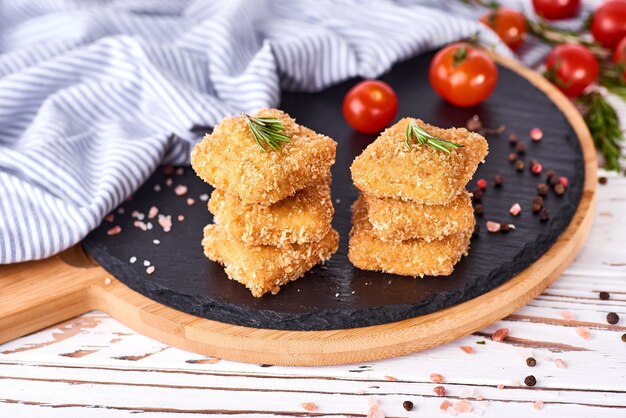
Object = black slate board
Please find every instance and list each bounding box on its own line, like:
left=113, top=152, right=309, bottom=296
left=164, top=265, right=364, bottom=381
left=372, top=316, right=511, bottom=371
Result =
left=83, top=51, right=584, bottom=331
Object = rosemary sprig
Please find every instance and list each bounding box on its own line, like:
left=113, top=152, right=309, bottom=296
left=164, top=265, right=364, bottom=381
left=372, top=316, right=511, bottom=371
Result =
left=526, top=18, right=610, bottom=60
left=242, top=113, right=291, bottom=151
left=577, top=92, right=625, bottom=171
left=405, top=121, right=464, bottom=153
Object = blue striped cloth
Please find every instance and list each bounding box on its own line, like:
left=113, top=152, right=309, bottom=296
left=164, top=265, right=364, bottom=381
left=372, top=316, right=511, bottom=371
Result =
left=0, top=0, right=590, bottom=263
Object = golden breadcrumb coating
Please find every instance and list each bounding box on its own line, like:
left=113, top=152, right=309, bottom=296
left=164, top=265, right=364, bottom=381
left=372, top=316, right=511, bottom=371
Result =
left=364, top=191, right=475, bottom=242
left=202, top=224, right=339, bottom=297
left=348, top=198, right=472, bottom=277
left=351, top=118, right=488, bottom=205
left=191, top=108, right=336, bottom=205
left=208, top=178, right=334, bottom=246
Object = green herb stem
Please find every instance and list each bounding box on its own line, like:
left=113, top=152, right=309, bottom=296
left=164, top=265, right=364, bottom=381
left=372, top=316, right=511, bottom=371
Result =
left=243, top=113, right=291, bottom=151
left=404, top=121, right=464, bottom=153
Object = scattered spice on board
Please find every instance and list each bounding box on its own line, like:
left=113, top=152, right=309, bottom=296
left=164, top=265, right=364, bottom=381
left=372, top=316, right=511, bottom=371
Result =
left=492, top=328, right=509, bottom=342
left=402, top=400, right=413, bottom=411
left=516, top=142, right=526, bottom=154
left=509, top=133, right=519, bottom=145
left=474, top=204, right=484, bottom=216
left=454, top=400, right=472, bottom=413
left=384, top=375, right=397, bottom=381
left=510, top=203, right=521, bottom=216
left=148, top=206, right=159, bottom=219
left=621, top=334, right=626, bottom=342
left=526, top=357, right=537, bottom=367
left=508, top=152, right=518, bottom=163
left=497, top=384, right=505, bottom=390
left=163, top=165, right=174, bottom=175
left=174, top=185, right=188, bottom=196
left=524, top=375, right=537, bottom=387
left=599, top=291, right=610, bottom=300
left=515, top=160, right=525, bottom=172
left=430, top=373, right=444, bottom=383
left=104, top=214, right=114, bottom=222
left=486, top=221, right=501, bottom=233
left=477, top=178, right=487, bottom=190
left=530, top=128, right=543, bottom=141
left=146, top=266, right=155, bottom=275
left=533, top=400, right=544, bottom=410
left=554, top=359, right=566, bottom=368
left=599, top=176, right=608, bottom=185
left=537, top=183, right=548, bottom=196
left=440, top=400, right=452, bottom=411
left=199, top=193, right=209, bottom=201
left=494, top=174, right=503, bottom=187
left=301, top=402, right=316, bottom=412
left=539, top=208, right=550, bottom=222
left=187, top=198, right=196, bottom=206
left=554, top=182, right=565, bottom=195
left=576, top=326, right=591, bottom=340
left=560, top=310, right=575, bottom=321
left=607, top=312, right=620, bottom=325
left=460, top=346, right=474, bottom=354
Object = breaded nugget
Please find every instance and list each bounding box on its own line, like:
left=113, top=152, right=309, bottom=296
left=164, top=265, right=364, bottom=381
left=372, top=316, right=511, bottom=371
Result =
left=208, top=179, right=334, bottom=246
left=351, top=118, right=488, bottom=205
left=364, top=191, right=474, bottom=242
left=348, top=198, right=471, bottom=277
left=191, top=108, right=336, bottom=205
left=202, top=224, right=339, bottom=297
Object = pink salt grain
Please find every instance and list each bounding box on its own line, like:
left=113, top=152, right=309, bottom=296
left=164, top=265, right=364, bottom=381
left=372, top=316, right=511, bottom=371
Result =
left=434, top=386, right=446, bottom=397
left=533, top=400, right=544, bottom=410
left=509, top=203, right=521, bottom=216
left=187, top=198, right=196, bottom=206
left=107, top=226, right=122, bottom=236
left=460, top=346, right=474, bottom=354
left=174, top=185, right=188, bottom=196
left=384, top=375, right=397, bottom=381
left=560, top=310, right=575, bottom=321
left=554, top=358, right=566, bottom=368
left=491, top=328, right=509, bottom=342
left=576, top=326, right=591, bottom=340
left=158, top=215, right=172, bottom=232
left=454, top=400, right=472, bottom=413
left=486, top=221, right=501, bottom=233
left=178, top=215, right=185, bottom=222
left=440, top=400, right=452, bottom=411
left=497, top=384, right=505, bottom=390
left=301, top=402, right=316, bottom=411
left=146, top=266, right=155, bottom=275
left=430, top=373, right=445, bottom=383
left=530, top=128, right=543, bottom=141
left=148, top=206, right=159, bottom=219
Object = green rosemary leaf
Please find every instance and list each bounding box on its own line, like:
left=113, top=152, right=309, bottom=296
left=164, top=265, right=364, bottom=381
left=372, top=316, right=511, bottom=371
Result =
left=243, top=114, right=291, bottom=151
left=577, top=92, right=624, bottom=172
left=404, top=121, right=464, bottom=153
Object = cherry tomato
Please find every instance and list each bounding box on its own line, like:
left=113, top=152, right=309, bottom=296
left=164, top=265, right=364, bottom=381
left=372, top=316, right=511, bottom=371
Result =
left=591, top=0, right=626, bottom=49
left=613, top=36, right=626, bottom=80
left=343, top=80, right=398, bottom=134
left=479, top=7, right=528, bottom=50
left=429, top=43, right=498, bottom=108
left=545, top=44, right=599, bottom=97
left=531, top=0, right=580, bottom=20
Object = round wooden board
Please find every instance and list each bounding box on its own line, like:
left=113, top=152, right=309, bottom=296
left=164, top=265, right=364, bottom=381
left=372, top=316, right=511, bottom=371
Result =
left=0, top=55, right=596, bottom=366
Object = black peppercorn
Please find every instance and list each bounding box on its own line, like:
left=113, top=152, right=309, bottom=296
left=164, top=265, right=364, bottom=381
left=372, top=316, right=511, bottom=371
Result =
left=474, top=204, right=484, bottom=216
left=516, top=142, right=526, bottom=154
left=599, top=291, right=610, bottom=300
left=509, top=132, right=519, bottom=145
left=500, top=222, right=510, bottom=232
left=524, top=375, right=537, bottom=386
left=530, top=159, right=539, bottom=168
left=508, top=152, right=518, bottom=163
left=539, top=208, right=550, bottom=222
left=532, top=203, right=543, bottom=214
left=554, top=183, right=565, bottom=195
left=533, top=196, right=544, bottom=206
left=526, top=357, right=537, bottom=367
left=473, top=188, right=483, bottom=201
left=546, top=170, right=556, bottom=181
left=494, top=174, right=503, bottom=187
left=516, top=160, right=525, bottom=172
left=537, top=183, right=549, bottom=196
left=607, top=312, right=620, bottom=325
left=599, top=176, right=608, bottom=185
left=622, top=333, right=626, bottom=342
left=472, top=223, right=480, bottom=237
left=402, top=400, right=414, bottom=411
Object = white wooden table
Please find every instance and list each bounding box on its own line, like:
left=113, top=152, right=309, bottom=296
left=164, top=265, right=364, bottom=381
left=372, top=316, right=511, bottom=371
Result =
left=1, top=140, right=625, bottom=416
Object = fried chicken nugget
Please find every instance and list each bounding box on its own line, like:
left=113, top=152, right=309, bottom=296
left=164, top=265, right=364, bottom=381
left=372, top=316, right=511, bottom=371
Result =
left=348, top=197, right=472, bottom=277
left=191, top=109, right=336, bottom=205
left=364, top=191, right=474, bottom=242
left=351, top=118, right=488, bottom=205
left=202, top=224, right=339, bottom=297
left=208, top=179, right=334, bottom=246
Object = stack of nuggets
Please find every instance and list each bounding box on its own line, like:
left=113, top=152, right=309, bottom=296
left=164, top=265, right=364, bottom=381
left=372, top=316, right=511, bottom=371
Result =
left=349, top=118, right=489, bottom=277
left=191, top=109, right=339, bottom=297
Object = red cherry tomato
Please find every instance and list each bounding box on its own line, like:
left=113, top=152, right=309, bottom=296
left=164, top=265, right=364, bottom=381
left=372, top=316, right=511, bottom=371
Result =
left=545, top=44, right=599, bottom=97
left=614, top=36, right=626, bottom=79
left=429, top=43, right=498, bottom=108
left=342, top=80, right=398, bottom=134
left=591, top=0, right=626, bottom=49
left=531, top=0, right=580, bottom=20
left=479, top=7, right=528, bottom=50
